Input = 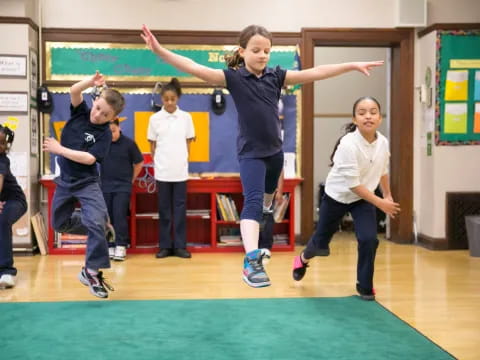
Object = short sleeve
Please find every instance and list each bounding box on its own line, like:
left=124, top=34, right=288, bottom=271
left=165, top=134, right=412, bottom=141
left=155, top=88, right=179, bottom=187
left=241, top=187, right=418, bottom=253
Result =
left=130, top=140, right=144, bottom=165
left=274, top=66, right=287, bottom=89
left=186, top=113, right=195, bottom=139
left=147, top=115, right=156, bottom=141
left=70, top=100, right=89, bottom=118
left=334, top=142, right=360, bottom=188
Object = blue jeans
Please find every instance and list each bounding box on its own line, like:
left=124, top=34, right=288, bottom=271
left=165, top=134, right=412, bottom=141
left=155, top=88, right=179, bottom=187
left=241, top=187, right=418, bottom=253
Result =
left=0, top=199, right=27, bottom=276
left=304, top=194, right=379, bottom=290
left=157, top=181, right=187, bottom=249
left=239, top=151, right=284, bottom=222
left=103, top=192, right=131, bottom=247
left=52, top=181, right=110, bottom=269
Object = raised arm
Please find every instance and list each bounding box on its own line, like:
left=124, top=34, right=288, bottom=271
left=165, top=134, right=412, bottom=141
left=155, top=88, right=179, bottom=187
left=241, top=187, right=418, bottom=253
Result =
left=141, top=25, right=226, bottom=86
left=284, top=61, right=384, bottom=86
left=70, top=71, right=106, bottom=108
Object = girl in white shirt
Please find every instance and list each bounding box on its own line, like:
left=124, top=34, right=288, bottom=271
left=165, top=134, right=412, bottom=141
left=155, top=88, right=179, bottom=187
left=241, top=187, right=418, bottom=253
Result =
left=292, top=97, right=400, bottom=300
left=147, top=78, right=195, bottom=259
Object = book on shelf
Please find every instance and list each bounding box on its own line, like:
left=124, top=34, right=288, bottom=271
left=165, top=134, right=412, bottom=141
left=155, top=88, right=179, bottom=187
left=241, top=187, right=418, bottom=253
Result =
left=31, top=212, right=48, bottom=255
left=273, top=194, right=290, bottom=223
left=216, top=193, right=228, bottom=221
left=55, top=233, right=88, bottom=247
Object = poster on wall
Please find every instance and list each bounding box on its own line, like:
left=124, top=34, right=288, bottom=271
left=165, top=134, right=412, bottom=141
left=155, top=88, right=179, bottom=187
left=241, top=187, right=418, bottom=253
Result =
left=0, top=92, right=28, bottom=114
left=436, top=31, right=480, bottom=145
left=30, top=49, right=38, bottom=103
left=0, top=54, right=27, bottom=77
left=30, top=107, right=38, bottom=156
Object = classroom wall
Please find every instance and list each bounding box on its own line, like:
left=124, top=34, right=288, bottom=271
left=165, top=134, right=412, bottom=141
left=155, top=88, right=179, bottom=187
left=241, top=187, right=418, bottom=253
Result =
left=2, top=0, right=480, bottom=241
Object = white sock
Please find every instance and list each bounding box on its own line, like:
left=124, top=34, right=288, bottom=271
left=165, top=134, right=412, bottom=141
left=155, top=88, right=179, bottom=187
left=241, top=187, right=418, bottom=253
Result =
left=263, top=193, right=274, bottom=211
left=87, top=268, right=98, bottom=275
left=240, top=219, right=260, bottom=253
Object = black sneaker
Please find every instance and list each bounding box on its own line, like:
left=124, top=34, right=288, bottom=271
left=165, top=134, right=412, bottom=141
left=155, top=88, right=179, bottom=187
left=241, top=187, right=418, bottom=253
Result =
left=174, top=248, right=192, bottom=258
left=78, top=267, right=114, bottom=299
left=356, top=284, right=376, bottom=301
left=292, top=253, right=309, bottom=281
left=155, top=249, right=173, bottom=258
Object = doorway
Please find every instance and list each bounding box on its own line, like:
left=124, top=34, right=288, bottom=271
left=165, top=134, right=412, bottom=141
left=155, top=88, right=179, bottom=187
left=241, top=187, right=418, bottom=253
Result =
left=300, top=28, right=414, bottom=244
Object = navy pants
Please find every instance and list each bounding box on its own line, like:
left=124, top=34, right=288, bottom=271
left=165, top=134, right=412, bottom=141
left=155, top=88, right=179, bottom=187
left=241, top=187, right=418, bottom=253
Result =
left=103, top=192, right=131, bottom=247
left=304, top=194, right=379, bottom=290
left=239, top=151, right=284, bottom=222
left=52, top=181, right=110, bottom=269
left=157, top=180, right=187, bottom=249
left=0, top=199, right=27, bottom=276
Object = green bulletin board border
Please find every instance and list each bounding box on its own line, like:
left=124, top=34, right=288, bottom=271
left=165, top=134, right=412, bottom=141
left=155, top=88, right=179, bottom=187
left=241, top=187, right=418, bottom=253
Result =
left=45, top=42, right=299, bottom=83
left=436, top=30, right=480, bottom=145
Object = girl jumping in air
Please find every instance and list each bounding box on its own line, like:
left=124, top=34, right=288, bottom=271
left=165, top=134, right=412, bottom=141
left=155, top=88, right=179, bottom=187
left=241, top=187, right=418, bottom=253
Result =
left=141, top=24, right=383, bottom=288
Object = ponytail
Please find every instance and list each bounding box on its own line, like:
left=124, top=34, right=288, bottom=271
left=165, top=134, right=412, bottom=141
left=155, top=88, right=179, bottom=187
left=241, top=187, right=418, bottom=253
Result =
left=225, top=48, right=244, bottom=69
left=329, top=123, right=357, bottom=167
left=161, top=77, right=182, bottom=97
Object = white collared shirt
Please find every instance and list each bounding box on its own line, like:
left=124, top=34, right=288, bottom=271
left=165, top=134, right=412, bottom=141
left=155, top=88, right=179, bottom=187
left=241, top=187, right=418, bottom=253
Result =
left=147, top=107, right=195, bottom=182
left=325, top=128, right=390, bottom=204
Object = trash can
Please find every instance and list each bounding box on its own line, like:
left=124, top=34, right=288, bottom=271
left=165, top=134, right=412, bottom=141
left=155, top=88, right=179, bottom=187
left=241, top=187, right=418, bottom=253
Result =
left=465, top=216, right=480, bottom=257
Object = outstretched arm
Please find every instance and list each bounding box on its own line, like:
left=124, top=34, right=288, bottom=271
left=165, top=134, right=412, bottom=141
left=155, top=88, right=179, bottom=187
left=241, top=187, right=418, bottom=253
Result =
left=70, top=71, right=106, bottom=108
left=284, top=61, right=384, bottom=86
left=141, top=25, right=226, bottom=86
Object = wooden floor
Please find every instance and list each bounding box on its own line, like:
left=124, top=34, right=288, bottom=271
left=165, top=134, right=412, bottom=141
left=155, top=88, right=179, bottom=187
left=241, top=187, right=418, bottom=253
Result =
left=2, top=232, right=479, bottom=359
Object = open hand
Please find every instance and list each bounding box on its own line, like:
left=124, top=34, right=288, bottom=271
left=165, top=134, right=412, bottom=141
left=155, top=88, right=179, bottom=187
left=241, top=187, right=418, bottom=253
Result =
left=354, top=61, right=384, bottom=76
left=378, top=198, right=401, bottom=219
left=43, top=137, right=63, bottom=155
left=141, top=24, right=161, bottom=53
left=92, top=70, right=105, bottom=87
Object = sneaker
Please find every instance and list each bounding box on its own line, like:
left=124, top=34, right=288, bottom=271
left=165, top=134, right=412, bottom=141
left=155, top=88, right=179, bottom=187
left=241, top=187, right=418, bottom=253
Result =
left=292, top=253, right=309, bottom=281
left=174, top=248, right=192, bottom=258
left=155, top=249, right=173, bottom=258
left=78, top=267, right=114, bottom=299
left=242, top=249, right=271, bottom=288
left=0, top=274, right=15, bottom=289
left=260, top=248, right=271, bottom=265
left=113, top=246, right=126, bottom=261
left=356, top=284, right=376, bottom=301
left=106, top=223, right=116, bottom=245
left=108, top=247, right=115, bottom=259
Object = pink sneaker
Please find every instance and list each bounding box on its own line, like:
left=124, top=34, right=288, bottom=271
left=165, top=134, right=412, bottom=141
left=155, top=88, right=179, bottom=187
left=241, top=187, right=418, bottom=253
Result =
left=292, top=254, right=309, bottom=281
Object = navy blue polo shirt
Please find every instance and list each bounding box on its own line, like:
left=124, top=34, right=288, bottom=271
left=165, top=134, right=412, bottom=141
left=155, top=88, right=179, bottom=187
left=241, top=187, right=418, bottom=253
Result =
left=223, top=65, right=286, bottom=159
left=58, top=101, right=112, bottom=182
left=100, top=133, right=143, bottom=193
left=0, top=154, right=26, bottom=205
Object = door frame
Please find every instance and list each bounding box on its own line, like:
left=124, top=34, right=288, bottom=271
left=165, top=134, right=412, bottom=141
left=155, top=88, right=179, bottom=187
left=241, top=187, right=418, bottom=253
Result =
left=300, top=28, right=414, bottom=244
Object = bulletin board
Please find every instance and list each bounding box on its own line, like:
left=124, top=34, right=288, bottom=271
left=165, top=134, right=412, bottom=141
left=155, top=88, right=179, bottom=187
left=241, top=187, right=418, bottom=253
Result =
left=437, top=31, right=480, bottom=144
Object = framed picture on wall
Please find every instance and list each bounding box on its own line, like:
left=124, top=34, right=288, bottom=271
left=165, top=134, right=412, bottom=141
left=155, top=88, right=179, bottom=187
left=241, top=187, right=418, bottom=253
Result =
left=29, top=49, right=38, bottom=103
left=0, top=54, right=27, bottom=78
left=30, top=107, right=38, bottom=156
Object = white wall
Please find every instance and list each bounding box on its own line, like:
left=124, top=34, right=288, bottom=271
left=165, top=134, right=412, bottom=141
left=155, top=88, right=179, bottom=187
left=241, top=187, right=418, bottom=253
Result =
left=3, top=0, right=480, bottom=241
left=313, top=47, right=389, bottom=215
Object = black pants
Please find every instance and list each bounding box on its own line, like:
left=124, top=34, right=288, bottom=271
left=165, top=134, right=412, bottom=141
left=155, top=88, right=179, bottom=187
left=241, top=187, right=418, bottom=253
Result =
left=157, top=181, right=187, bottom=249
left=103, top=192, right=131, bottom=247
left=304, top=194, right=379, bottom=290
left=0, top=199, right=27, bottom=276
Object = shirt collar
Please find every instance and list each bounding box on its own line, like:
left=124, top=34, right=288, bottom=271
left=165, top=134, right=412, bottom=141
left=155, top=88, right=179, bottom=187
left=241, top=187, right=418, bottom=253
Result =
left=160, top=106, right=179, bottom=116
left=353, top=128, right=378, bottom=147
left=238, top=66, right=273, bottom=78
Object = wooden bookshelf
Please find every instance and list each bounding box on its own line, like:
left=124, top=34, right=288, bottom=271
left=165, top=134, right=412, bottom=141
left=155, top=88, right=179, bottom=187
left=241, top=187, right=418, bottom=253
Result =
left=40, top=177, right=302, bottom=254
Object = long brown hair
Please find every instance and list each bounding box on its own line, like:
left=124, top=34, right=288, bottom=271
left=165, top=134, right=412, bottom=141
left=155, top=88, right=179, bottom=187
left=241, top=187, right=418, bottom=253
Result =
left=329, top=96, right=381, bottom=166
left=225, top=25, right=272, bottom=69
